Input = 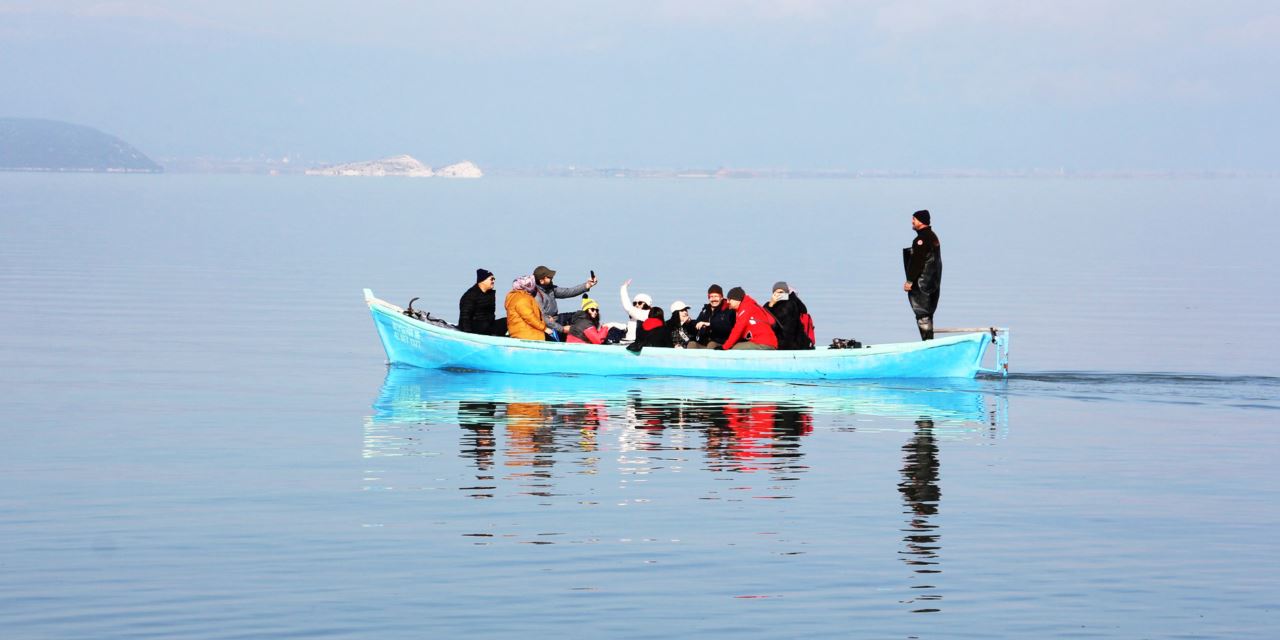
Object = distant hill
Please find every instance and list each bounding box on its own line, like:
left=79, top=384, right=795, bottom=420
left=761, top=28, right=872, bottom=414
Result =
left=0, top=118, right=162, bottom=173
left=306, top=154, right=434, bottom=177
left=435, top=160, right=483, bottom=178
left=306, top=155, right=483, bottom=178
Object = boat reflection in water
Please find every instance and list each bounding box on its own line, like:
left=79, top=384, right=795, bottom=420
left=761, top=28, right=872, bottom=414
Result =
left=367, top=366, right=1007, bottom=484
left=365, top=366, right=1007, bottom=612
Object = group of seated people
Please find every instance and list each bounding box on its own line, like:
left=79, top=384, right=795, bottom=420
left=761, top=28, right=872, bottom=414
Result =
left=458, top=265, right=815, bottom=351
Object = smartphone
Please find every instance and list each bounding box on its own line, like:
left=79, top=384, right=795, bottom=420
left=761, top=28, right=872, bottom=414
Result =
left=590, top=270, right=596, bottom=279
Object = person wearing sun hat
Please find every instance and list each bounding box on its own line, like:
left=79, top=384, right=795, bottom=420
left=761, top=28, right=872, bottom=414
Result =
left=457, top=268, right=506, bottom=336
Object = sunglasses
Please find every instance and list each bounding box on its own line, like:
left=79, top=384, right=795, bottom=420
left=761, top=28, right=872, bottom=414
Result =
left=635, top=302, right=650, bottom=309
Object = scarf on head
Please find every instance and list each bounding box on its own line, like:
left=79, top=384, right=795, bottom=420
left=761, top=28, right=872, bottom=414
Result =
left=512, top=275, right=536, bottom=293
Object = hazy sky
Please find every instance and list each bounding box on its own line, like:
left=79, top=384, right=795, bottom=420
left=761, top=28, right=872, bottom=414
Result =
left=1, top=1, right=1276, bottom=169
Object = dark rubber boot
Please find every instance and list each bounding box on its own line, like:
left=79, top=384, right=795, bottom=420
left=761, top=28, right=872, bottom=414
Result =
left=917, top=316, right=934, bottom=341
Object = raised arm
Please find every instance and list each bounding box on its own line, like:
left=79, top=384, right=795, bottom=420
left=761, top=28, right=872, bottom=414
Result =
left=554, top=281, right=590, bottom=298
left=620, top=280, right=647, bottom=322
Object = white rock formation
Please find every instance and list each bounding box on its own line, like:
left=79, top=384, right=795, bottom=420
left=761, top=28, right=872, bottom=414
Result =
left=305, top=154, right=434, bottom=177
left=434, top=160, right=483, bottom=178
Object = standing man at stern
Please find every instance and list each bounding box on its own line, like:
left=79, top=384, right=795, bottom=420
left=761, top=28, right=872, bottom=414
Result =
left=903, top=209, right=942, bottom=340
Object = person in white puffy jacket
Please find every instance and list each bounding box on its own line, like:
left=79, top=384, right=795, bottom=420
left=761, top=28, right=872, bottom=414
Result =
left=617, top=279, right=653, bottom=345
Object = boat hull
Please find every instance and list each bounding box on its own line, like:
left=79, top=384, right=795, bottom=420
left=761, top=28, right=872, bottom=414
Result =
left=366, top=290, right=999, bottom=380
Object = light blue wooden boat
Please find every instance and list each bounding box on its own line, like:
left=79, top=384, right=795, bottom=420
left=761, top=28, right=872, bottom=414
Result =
left=365, top=289, right=1009, bottom=380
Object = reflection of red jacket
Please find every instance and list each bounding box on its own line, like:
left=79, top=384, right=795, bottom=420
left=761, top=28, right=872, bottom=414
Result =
left=721, top=295, right=778, bottom=349
left=726, top=405, right=777, bottom=441
left=724, top=404, right=777, bottom=469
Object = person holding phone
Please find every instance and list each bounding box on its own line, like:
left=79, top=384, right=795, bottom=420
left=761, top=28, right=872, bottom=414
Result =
left=533, top=265, right=599, bottom=339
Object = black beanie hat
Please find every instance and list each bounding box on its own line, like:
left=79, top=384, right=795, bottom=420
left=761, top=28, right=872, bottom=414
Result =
left=913, top=209, right=931, bottom=225
left=707, top=284, right=724, bottom=296
left=476, top=268, right=494, bottom=283
left=726, top=286, right=746, bottom=302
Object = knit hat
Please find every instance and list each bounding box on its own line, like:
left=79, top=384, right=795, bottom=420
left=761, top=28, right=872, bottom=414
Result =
left=533, top=265, right=556, bottom=281
left=512, top=275, right=536, bottom=293
left=633, top=293, right=653, bottom=306
left=913, top=209, right=931, bottom=225
left=581, top=297, right=599, bottom=311
left=476, top=268, right=494, bottom=283
left=670, top=300, right=690, bottom=313
left=707, top=284, right=723, bottom=296
left=771, top=281, right=789, bottom=293
left=726, top=287, right=746, bottom=302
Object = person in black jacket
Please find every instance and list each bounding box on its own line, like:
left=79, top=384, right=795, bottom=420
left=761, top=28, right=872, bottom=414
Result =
left=666, top=301, right=698, bottom=348
left=764, top=281, right=813, bottom=350
left=457, top=268, right=506, bottom=336
left=688, top=284, right=735, bottom=349
left=627, top=306, right=672, bottom=353
left=903, top=210, right=942, bottom=340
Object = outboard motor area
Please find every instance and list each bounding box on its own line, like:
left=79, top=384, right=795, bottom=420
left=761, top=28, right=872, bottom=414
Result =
left=937, top=327, right=1010, bottom=377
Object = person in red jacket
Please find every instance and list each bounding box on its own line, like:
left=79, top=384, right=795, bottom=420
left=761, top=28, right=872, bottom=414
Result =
left=566, top=297, right=610, bottom=344
left=720, top=287, right=778, bottom=350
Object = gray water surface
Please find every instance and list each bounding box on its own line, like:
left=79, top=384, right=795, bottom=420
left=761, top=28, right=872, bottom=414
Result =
left=1, top=174, right=1276, bottom=638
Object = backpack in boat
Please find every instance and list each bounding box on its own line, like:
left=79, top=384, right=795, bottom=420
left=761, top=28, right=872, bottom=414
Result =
left=828, top=338, right=862, bottom=349
left=799, top=312, right=816, bottom=349
left=404, top=297, right=458, bottom=330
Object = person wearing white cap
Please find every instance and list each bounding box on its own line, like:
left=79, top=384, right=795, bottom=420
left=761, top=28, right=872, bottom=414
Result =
left=618, top=279, right=653, bottom=345
left=666, top=300, right=697, bottom=348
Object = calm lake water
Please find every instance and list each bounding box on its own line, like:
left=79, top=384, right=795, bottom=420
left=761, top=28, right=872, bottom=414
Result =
left=1, top=174, right=1277, bottom=638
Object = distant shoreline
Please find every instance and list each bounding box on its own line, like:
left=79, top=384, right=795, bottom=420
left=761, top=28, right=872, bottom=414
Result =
left=0, top=167, right=163, bottom=174
left=147, top=159, right=1280, bottom=180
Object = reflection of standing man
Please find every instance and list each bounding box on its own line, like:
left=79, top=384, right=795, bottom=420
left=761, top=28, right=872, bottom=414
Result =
left=899, top=419, right=941, bottom=514
left=903, top=209, right=942, bottom=340
left=899, top=418, right=942, bottom=610
left=457, top=401, right=499, bottom=473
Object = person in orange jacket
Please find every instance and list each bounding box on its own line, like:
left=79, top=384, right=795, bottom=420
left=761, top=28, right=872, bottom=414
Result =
left=505, top=275, right=556, bottom=341
left=720, top=286, right=778, bottom=350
